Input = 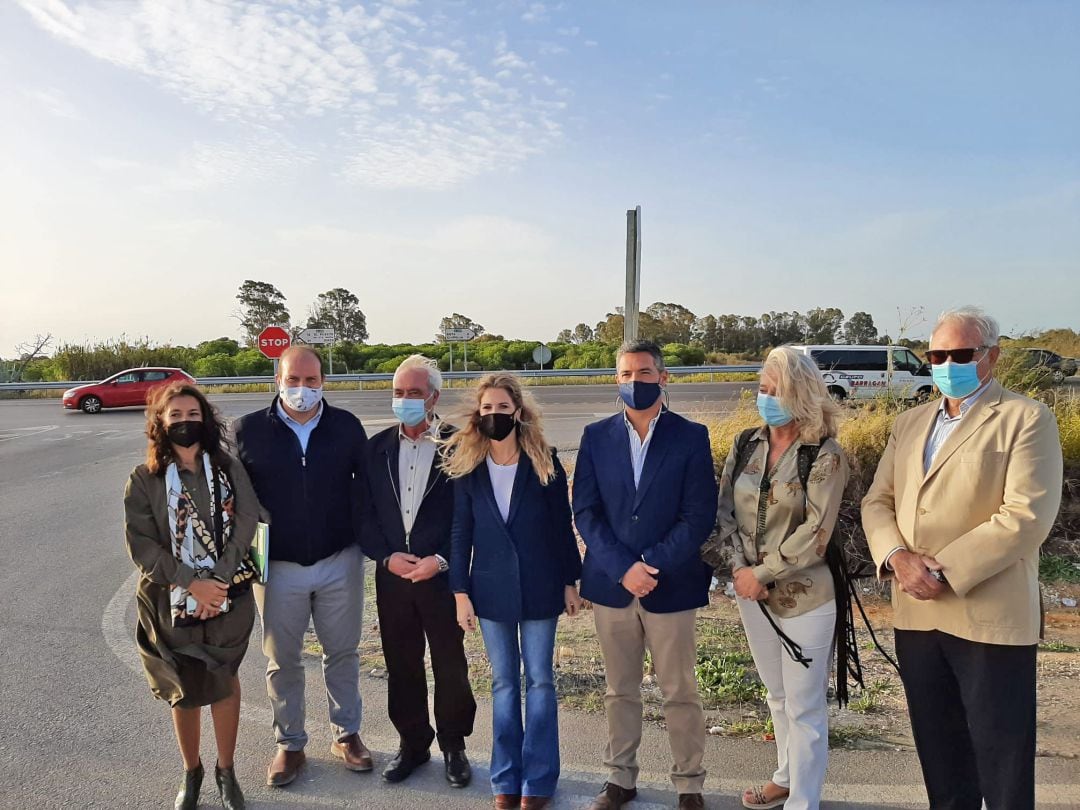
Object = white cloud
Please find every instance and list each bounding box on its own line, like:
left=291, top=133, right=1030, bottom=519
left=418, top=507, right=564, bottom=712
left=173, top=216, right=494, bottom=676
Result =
left=522, top=3, right=548, bottom=24
left=17, top=0, right=569, bottom=190
left=21, top=87, right=80, bottom=119
left=276, top=215, right=549, bottom=254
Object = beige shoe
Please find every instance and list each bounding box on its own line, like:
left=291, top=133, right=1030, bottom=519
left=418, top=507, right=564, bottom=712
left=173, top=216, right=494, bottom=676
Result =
left=330, top=733, right=374, bottom=772
left=266, top=749, right=305, bottom=787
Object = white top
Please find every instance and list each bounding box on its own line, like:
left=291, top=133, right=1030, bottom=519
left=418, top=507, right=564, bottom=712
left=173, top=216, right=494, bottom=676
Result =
left=623, top=412, right=660, bottom=488
left=398, top=420, right=439, bottom=539
left=922, top=382, right=991, bottom=473
left=486, top=456, right=518, bottom=522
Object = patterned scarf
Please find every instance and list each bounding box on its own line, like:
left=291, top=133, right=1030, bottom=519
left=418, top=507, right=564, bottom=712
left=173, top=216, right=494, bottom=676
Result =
left=165, top=454, right=256, bottom=625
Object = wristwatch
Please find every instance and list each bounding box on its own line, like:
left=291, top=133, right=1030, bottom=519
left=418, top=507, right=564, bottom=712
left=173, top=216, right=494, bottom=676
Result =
left=436, top=555, right=450, bottom=573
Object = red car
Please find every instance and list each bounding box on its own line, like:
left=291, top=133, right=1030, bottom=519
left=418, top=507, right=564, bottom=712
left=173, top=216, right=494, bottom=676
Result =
left=62, top=367, right=195, bottom=413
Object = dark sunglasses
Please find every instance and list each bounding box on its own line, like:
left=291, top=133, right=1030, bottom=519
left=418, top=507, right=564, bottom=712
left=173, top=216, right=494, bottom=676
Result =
left=924, top=346, right=988, bottom=365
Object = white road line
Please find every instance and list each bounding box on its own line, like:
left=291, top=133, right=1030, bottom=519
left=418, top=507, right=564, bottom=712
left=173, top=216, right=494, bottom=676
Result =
left=101, top=570, right=273, bottom=723
left=0, top=424, right=58, bottom=441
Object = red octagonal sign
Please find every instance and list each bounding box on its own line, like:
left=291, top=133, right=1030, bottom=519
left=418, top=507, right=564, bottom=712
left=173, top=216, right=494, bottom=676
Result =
left=258, top=326, right=291, bottom=359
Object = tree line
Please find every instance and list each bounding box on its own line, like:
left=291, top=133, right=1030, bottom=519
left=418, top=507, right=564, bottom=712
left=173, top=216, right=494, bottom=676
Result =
left=5, top=278, right=1077, bottom=382
left=556, top=304, right=886, bottom=353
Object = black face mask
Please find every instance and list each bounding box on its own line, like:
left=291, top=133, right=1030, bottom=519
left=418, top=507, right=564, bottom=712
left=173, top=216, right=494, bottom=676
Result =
left=166, top=420, right=204, bottom=448
left=478, top=412, right=517, bottom=441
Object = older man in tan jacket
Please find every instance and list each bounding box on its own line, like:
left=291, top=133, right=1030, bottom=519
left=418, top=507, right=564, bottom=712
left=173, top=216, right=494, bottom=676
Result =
left=862, top=306, right=1062, bottom=810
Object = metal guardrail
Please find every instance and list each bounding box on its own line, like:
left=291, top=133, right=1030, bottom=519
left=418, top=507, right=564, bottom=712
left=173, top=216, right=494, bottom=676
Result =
left=0, top=365, right=762, bottom=393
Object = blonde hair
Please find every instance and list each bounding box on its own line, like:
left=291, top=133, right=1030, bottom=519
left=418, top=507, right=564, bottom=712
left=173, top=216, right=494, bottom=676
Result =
left=762, top=346, right=841, bottom=443
left=439, top=373, right=556, bottom=484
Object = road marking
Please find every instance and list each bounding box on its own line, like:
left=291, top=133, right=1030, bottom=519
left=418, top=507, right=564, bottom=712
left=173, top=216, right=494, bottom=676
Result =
left=0, top=424, right=58, bottom=441
left=101, top=570, right=273, bottom=722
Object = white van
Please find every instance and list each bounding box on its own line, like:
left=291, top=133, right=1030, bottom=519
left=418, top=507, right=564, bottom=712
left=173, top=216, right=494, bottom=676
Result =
left=787, top=344, right=933, bottom=401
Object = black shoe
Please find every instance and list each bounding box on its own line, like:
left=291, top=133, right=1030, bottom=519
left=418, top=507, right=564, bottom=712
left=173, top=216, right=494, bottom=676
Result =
left=174, top=761, right=203, bottom=810
left=215, top=763, right=246, bottom=810
left=444, top=749, right=471, bottom=788
left=381, top=747, right=431, bottom=783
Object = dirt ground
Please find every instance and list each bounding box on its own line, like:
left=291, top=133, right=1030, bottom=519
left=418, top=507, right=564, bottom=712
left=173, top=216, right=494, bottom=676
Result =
left=343, top=577, right=1080, bottom=763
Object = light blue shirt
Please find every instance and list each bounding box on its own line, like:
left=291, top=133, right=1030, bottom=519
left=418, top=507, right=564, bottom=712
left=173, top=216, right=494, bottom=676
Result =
left=276, top=400, right=323, bottom=454
left=922, top=382, right=991, bottom=474
left=624, top=412, right=660, bottom=488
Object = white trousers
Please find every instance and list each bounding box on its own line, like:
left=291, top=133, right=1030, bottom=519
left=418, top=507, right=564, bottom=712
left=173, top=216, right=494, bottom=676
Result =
left=737, top=598, right=836, bottom=810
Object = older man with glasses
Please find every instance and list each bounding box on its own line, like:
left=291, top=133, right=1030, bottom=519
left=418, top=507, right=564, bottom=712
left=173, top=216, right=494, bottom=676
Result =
left=863, top=306, right=1063, bottom=810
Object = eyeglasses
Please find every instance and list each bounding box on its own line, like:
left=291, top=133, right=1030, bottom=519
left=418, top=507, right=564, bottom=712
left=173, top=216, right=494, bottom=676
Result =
left=924, top=346, right=988, bottom=365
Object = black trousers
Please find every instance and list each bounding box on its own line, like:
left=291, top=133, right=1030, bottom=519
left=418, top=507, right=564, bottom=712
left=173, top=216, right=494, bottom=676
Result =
left=375, top=566, right=476, bottom=753
left=894, top=629, right=1037, bottom=810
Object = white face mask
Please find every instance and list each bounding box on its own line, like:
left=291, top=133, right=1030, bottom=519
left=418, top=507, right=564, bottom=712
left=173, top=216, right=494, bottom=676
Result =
left=280, top=385, right=323, bottom=413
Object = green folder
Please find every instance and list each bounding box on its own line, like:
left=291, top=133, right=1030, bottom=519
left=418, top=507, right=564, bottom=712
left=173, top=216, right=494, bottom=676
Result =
left=251, top=522, right=270, bottom=583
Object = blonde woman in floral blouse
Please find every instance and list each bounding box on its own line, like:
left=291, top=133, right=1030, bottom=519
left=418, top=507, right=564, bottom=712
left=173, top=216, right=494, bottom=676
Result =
left=704, top=347, right=848, bottom=810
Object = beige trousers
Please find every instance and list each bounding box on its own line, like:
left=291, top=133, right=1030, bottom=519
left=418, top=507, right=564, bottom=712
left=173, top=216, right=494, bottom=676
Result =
left=593, top=599, right=706, bottom=794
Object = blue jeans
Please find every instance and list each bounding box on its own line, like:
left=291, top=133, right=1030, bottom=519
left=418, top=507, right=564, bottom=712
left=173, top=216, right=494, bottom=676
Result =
left=478, top=617, right=560, bottom=798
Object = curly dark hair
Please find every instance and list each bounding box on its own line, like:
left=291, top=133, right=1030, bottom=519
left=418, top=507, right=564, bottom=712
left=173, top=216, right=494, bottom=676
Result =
left=144, top=382, right=230, bottom=475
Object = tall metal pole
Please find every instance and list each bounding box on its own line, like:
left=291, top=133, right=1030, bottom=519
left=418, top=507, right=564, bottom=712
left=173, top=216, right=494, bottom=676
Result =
left=624, top=205, right=641, bottom=343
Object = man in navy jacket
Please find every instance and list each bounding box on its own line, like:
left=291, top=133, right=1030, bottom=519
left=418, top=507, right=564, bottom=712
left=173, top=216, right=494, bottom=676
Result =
left=574, top=340, right=718, bottom=810
left=235, top=346, right=371, bottom=788
left=361, top=355, right=476, bottom=788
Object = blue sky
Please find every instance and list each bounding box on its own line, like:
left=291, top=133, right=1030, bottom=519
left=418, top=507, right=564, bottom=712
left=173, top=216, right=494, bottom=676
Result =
left=1, top=0, right=1077, bottom=354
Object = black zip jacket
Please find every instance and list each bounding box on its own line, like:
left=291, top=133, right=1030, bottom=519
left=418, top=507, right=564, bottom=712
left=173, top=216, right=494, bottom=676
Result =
left=234, top=397, right=368, bottom=566
left=360, top=422, right=455, bottom=568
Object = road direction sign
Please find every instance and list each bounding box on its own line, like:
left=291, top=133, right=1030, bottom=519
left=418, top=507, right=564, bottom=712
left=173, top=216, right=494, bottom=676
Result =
left=533, top=344, right=552, bottom=365
left=298, top=328, right=335, bottom=344
left=442, top=328, right=476, bottom=342
left=257, top=326, right=291, bottom=359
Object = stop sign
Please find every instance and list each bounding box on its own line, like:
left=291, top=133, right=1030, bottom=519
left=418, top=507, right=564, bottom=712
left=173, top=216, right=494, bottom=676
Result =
left=257, top=326, right=291, bottom=359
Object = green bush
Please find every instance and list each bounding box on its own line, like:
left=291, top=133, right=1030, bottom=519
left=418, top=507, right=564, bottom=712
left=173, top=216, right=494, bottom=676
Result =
left=193, top=353, right=237, bottom=377
left=232, top=349, right=273, bottom=376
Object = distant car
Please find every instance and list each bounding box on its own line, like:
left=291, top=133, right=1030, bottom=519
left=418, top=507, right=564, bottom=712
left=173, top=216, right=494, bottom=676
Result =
left=1022, top=348, right=1078, bottom=384
left=787, top=344, right=934, bottom=401
left=62, top=367, right=195, bottom=413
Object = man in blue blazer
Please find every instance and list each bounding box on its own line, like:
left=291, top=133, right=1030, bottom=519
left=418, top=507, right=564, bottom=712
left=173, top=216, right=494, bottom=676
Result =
left=574, top=340, right=718, bottom=810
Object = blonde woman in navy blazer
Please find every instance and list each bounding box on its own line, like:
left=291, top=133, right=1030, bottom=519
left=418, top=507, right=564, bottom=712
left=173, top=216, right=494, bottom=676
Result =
left=444, top=373, right=583, bottom=810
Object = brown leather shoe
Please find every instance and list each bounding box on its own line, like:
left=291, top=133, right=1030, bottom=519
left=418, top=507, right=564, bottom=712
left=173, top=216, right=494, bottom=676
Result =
left=521, top=798, right=551, bottom=810
left=330, top=733, right=374, bottom=772
left=266, top=749, right=305, bottom=787
left=677, top=794, right=705, bottom=810
left=588, top=782, right=638, bottom=810
left=493, top=795, right=522, bottom=809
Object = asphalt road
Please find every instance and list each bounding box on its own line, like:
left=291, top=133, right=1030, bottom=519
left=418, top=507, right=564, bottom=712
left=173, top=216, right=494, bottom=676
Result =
left=2, top=384, right=1078, bottom=809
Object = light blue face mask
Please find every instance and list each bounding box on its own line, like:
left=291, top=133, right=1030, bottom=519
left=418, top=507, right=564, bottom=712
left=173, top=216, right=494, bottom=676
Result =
left=931, top=361, right=983, bottom=399
left=392, top=396, right=429, bottom=427
left=757, top=393, right=793, bottom=427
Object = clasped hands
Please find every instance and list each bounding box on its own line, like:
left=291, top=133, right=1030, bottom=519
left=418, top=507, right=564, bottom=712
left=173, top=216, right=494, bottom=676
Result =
left=891, top=549, right=947, bottom=601
left=387, top=551, right=441, bottom=582
left=732, top=567, right=769, bottom=601
left=622, top=561, right=660, bottom=598
left=188, top=577, right=228, bottom=620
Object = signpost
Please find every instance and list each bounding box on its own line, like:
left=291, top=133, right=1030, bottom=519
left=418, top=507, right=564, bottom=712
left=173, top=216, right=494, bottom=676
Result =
left=624, top=205, right=641, bottom=343
left=441, top=328, right=477, bottom=377
left=257, top=325, right=291, bottom=379
left=297, top=328, right=335, bottom=344
left=297, top=328, right=336, bottom=374
left=533, top=344, right=552, bottom=370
